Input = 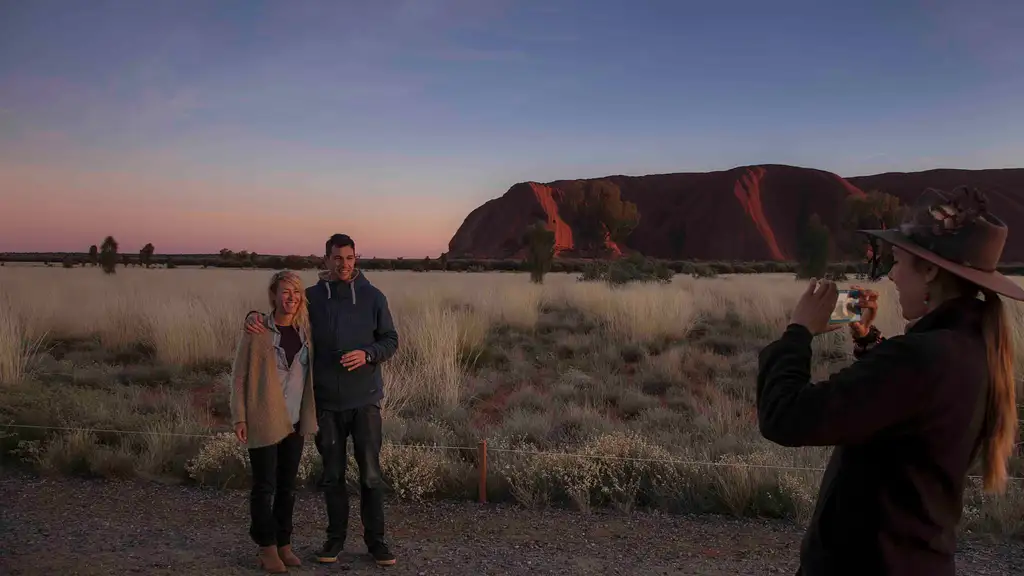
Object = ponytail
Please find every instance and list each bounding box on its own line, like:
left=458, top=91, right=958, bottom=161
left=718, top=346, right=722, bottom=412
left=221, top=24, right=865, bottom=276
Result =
left=979, top=289, right=1017, bottom=494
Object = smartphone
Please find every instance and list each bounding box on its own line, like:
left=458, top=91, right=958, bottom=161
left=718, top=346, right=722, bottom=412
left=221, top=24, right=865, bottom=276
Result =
left=829, top=289, right=862, bottom=325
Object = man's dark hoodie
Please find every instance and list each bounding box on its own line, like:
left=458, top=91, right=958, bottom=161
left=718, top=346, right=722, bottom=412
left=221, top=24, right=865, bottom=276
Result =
left=305, top=269, right=399, bottom=412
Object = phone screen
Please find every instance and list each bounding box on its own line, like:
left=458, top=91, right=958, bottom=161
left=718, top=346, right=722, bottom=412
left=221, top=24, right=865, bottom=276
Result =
left=829, top=289, right=862, bottom=325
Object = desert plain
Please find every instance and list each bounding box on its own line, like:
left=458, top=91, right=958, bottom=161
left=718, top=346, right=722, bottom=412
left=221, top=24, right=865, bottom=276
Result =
left=1, top=265, right=1022, bottom=574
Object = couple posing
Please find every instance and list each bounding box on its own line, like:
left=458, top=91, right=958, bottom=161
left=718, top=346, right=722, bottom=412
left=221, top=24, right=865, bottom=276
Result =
left=229, top=233, right=399, bottom=573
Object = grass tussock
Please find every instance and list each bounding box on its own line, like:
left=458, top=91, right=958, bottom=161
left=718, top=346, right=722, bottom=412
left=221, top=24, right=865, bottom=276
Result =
left=1, top=267, right=1022, bottom=537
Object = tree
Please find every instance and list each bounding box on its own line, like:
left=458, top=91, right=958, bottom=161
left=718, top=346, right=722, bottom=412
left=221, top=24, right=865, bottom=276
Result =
left=88, top=245, right=99, bottom=266
left=560, top=180, right=640, bottom=250
left=796, top=214, right=830, bottom=279
left=100, top=236, right=118, bottom=274
left=139, top=243, right=155, bottom=268
left=839, top=190, right=905, bottom=278
left=669, top=223, right=687, bottom=258
left=282, top=255, right=307, bottom=270
left=523, top=221, right=556, bottom=284
left=608, top=199, right=640, bottom=244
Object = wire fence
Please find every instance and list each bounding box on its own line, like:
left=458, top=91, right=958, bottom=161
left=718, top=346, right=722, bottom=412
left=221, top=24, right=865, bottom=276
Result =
left=3, top=422, right=1023, bottom=482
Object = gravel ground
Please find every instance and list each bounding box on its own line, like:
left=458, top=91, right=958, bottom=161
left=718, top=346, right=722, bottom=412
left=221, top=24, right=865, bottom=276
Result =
left=1, top=469, right=1022, bottom=575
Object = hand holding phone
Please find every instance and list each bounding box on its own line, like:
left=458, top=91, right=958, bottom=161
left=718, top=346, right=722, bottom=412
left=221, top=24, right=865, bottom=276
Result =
left=847, top=287, right=879, bottom=338
left=829, top=289, right=863, bottom=325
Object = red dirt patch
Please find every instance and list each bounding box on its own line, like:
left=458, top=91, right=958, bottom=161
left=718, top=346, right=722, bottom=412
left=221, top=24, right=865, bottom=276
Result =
left=470, top=385, right=516, bottom=431
left=189, top=384, right=230, bottom=428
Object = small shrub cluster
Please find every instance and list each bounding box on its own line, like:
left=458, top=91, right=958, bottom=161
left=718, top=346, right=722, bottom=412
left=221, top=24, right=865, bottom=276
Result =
left=488, top=431, right=823, bottom=519
left=578, top=254, right=674, bottom=285
left=182, top=432, right=451, bottom=500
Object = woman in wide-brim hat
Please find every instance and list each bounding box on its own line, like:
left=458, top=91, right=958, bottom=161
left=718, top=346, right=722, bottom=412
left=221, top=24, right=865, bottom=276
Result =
left=756, top=186, right=1021, bottom=576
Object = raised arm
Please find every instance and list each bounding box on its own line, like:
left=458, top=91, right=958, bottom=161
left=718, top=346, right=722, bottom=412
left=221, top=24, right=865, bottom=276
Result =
left=756, top=324, right=933, bottom=447
left=848, top=286, right=881, bottom=359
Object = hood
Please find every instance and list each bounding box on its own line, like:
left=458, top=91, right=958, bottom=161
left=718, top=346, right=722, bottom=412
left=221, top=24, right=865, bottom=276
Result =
left=317, top=269, right=368, bottom=304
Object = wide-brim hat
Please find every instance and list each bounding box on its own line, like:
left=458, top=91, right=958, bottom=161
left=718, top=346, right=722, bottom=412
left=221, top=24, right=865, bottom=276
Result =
left=860, top=186, right=1024, bottom=301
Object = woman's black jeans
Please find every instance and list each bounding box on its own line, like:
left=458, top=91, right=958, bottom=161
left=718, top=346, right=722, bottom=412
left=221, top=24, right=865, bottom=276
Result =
left=248, top=425, right=304, bottom=548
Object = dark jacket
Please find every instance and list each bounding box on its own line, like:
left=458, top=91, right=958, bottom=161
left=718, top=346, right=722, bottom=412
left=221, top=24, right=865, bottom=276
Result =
left=757, top=296, right=989, bottom=576
left=305, top=270, right=399, bottom=412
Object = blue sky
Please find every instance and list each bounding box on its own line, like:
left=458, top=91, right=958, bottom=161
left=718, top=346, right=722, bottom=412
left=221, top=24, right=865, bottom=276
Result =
left=1, top=0, right=1022, bottom=256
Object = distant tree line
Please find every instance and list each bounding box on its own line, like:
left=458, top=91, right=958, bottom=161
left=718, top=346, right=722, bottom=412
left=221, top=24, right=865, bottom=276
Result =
left=13, top=249, right=1024, bottom=279
left=5, top=187, right=1024, bottom=282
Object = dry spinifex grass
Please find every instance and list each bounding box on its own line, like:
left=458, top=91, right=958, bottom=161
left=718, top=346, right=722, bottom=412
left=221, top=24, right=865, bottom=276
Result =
left=1, top=267, right=1023, bottom=532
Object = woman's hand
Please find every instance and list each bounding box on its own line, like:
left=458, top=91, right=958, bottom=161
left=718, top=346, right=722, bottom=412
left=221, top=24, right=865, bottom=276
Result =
left=234, top=422, right=247, bottom=444
left=790, top=279, right=842, bottom=335
left=849, top=286, right=879, bottom=339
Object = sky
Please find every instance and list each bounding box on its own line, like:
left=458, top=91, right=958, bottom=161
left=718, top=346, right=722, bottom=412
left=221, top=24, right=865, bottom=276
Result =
left=1, top=0, right=1023, bottom=258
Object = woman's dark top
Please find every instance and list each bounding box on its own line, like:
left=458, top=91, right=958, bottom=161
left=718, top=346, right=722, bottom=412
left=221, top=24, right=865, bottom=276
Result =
left=276, top=324, right=302, bottom=367
left=757, top=296, right=990, bottom=576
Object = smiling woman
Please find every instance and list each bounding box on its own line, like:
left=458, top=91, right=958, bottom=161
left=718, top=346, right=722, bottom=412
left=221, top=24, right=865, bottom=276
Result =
left=229, top=270, right=318, bottom=573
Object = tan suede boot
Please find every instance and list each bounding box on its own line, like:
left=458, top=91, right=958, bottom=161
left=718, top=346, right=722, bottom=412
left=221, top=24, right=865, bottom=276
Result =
left=257, top=545, right=287, bottom=574
left=278, top=545, right=302, bottom=567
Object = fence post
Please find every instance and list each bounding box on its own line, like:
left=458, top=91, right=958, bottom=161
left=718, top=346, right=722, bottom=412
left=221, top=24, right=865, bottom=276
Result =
left=477, top=439, right=488, bottom=503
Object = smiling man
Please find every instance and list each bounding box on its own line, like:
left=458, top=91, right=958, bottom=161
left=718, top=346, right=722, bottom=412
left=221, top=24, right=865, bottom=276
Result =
left=245, top=233, right=399, bottom=567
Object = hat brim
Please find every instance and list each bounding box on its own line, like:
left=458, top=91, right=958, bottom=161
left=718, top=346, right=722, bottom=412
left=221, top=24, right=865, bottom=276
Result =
left=859, top=229, right=1024, bottom=301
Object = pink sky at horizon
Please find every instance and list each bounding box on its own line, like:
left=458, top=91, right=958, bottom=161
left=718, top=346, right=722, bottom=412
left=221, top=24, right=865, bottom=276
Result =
left=0, top=161, right=473, bottom=258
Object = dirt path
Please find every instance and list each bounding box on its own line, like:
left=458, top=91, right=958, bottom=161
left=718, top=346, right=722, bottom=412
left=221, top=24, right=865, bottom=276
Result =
left=1, top=468, right=1021, bottom=575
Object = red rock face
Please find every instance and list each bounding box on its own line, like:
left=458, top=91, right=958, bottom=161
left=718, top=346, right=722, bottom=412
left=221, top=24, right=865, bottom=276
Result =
left=447, top=164, right=1024, bottom=262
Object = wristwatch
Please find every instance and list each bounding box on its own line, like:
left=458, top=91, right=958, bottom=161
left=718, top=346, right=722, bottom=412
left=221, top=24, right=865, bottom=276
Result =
left=365, top=351, right=373, bottom=363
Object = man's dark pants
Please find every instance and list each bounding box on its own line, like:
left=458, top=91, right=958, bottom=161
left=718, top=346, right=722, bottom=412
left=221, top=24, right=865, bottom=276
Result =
left=248, top=425, right=304, bottom=547
left=315, top=405, right=385, bottom=546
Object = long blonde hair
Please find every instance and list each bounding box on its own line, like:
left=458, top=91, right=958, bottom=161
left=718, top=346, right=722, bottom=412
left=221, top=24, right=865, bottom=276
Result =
left=978, top=288, right=1017, bottom=494
left=268, top=271, right=311, bottom=343
left=917, top=257, right=1017, bottom=494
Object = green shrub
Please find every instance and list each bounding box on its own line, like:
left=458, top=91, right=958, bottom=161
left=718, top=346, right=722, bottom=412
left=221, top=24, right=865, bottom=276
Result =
left=579, top=254, right=673, bottom=286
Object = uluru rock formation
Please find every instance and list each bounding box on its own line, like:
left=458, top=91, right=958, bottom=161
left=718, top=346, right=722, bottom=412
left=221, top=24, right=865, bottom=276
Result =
left=447, top=164, right=1024, bottom=262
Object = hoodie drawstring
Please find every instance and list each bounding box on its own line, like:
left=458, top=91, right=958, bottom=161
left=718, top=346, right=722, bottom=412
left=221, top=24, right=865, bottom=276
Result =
left=320, top=269, right=358, bottom=305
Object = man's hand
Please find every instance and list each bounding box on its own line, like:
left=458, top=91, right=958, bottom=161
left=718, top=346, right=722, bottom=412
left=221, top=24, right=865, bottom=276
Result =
left=848, top=286, right=879, bottom=339
left=234, top=422, right=248, bottom=444
left=340, top=350, right=368, bottom=371
left=790, top=279, right=843, bottom=335
left=244, top=312, right=267, bottom=335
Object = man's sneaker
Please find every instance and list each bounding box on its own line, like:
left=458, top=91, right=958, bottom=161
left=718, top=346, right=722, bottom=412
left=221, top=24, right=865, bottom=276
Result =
left=315, top=539, right=345, bottom=563
left=369, top=542, right=396, bottom=567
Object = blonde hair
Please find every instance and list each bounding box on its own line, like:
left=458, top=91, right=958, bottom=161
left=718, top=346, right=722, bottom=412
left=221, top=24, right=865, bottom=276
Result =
left=978, top=289, right=1017, bottom=494
left=268, top=271, right=311, bottom=343
left=921, top=260, right=1017, bottom=494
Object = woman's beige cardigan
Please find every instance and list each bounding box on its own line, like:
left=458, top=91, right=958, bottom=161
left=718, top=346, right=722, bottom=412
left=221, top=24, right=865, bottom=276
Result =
left=229, top=315, right=318, bottom=449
